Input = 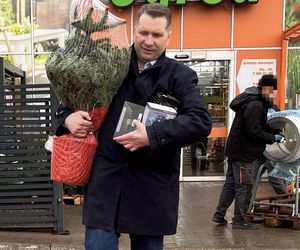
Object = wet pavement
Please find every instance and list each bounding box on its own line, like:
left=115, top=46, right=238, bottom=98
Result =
left=1, top=182, right=300, bottom=249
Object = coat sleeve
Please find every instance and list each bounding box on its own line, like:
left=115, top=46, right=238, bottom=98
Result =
left=54, top=103, right=73, bottom=136
left=243, top=102, right=275, bottom=144
left=146, top=68, right=212, bottom=152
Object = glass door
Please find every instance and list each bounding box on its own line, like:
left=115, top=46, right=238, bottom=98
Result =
left=167, top=50, right=234, bottom=181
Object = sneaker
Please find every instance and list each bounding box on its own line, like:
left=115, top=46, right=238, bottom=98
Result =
left=212, top=216, right=228, bottom=226
left=232, top=222, right=259, bottom=229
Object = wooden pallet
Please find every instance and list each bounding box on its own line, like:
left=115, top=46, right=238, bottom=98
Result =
left=63, top=195, right=84, bottom=206
left=247, top=212, right=300, bottom=230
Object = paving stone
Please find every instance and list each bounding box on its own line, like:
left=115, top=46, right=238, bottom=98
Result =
left=0, top=182, right=299, bottom=249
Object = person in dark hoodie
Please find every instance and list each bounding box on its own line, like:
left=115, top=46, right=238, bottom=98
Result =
left=212, top=74, right=285, bottom=229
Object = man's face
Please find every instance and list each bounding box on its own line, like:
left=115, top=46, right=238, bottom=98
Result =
left=261, top=86, right=275, bottom=102
left=134, top=13, right=170, bottom=67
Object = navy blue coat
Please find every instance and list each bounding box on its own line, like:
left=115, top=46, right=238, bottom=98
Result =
left=56, top=47, right=211, bottom=235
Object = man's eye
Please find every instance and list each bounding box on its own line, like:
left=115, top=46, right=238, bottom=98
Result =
left=139, top=31, right=148, bottom=36
left=153, top=33, right=163, bottom=38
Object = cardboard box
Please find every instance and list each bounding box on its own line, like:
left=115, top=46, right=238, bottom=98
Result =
left=114, top=101, right=144, bottom=137
left=142, top=102, right=177, bottom=126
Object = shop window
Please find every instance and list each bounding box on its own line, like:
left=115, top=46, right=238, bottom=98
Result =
left=184, top=60, right=229, bottom=128
left=182, top=137, right=226, bottom=177
left=0, top=0, right=68, bottom=85
left=181, top=59, right=229, bottom=177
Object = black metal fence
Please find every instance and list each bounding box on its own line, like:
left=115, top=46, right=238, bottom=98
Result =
left=0, top=58, right=64, bottom=233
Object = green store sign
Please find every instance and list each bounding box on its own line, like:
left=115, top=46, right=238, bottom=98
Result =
left=110, top=0, right=259, bottom=8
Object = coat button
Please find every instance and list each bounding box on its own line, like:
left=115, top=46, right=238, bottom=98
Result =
left=161, top=139, right=166, bottom=144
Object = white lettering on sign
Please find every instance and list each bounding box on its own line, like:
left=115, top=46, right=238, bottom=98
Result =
left=236, top=59, right=276, bottom=93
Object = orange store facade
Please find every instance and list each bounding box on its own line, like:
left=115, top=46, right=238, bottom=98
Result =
left=0, top=0, right=290, bottom=181
left=107, top=0, right=286, bottom=181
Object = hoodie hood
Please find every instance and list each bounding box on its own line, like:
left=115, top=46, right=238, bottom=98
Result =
left=244, top=86, right=262, bottom=95
left=229, top=86, right=261, bottom=112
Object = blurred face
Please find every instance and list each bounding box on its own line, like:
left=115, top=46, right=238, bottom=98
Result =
left=261, top=86, right=276, bottom=102
left=134, top=13, right=170, bottom=68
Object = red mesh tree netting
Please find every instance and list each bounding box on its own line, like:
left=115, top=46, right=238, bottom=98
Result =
left=51, top=134, right=98, bottom=186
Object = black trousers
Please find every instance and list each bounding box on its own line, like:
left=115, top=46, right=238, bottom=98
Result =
left=213, top=160, right=253, bottom=223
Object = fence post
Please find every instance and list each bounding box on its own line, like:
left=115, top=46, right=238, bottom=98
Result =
left=50, top=86, right=66, bottom=234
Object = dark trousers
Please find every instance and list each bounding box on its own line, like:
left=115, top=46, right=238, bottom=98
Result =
left=85, top=226, right=164, bottom=250
left=213, top=160, right=253, bottom=223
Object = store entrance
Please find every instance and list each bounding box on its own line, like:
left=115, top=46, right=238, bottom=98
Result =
left=167, top=50, right=234, bottom=181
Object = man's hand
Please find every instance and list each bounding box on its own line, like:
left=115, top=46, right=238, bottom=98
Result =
left=64, top=111, right=93, bottom=138
left=113, top=120, right=150, bottom=152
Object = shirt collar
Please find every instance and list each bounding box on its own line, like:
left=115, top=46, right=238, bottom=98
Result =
left=139, top=60, right=157, bottom=73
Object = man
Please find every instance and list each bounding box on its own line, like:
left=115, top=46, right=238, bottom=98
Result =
left=56, top=3, right=211, bottom=249
left=212, top=74, right=284, bottom=230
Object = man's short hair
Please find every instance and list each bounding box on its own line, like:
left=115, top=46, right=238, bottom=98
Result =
left=258, top=74, right=277, bottom=90
left=137, top=3, right=172, bottom=30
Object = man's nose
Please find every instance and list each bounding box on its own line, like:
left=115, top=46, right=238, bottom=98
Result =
left=144, top=35, right=154, bottom=46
